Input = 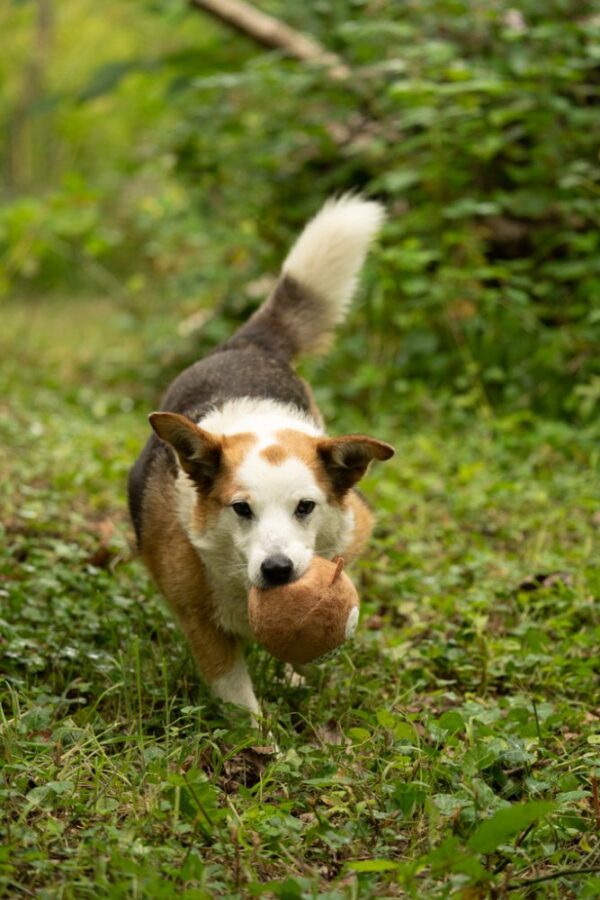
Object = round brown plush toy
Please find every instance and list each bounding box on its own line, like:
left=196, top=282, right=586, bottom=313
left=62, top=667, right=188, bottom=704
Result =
left=248, top=556, right=360, bottom=665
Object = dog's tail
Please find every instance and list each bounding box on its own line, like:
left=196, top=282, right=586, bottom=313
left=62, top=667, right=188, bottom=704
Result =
left=228, top=194, right=385, bottom=360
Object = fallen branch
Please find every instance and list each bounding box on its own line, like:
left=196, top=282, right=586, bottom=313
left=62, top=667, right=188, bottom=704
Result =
left=189, top=0, right=351, bottom=79
left=506, top=866, right=600, bottom=891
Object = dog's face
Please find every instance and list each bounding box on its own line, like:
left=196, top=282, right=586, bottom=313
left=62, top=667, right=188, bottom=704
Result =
left=150, top=412, right=393, bottom=588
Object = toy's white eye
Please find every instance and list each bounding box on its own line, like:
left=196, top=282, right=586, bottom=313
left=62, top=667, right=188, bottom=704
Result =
left=345, top=607, right=359, bottom=639
left=232, top=501, right=253, bottom=519
left=295, top=500, right=316, bottom=518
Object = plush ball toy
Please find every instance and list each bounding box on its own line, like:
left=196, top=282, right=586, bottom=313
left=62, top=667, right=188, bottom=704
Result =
left=248, top=556, right=360, bottom=665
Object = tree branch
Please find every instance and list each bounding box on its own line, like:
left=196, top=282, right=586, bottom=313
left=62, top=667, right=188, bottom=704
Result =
left=188, top=0, right=351, bottom=79
left=506, top=867, right=600, bottom=891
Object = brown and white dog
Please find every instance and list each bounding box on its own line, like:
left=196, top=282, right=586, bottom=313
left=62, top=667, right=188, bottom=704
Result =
left=128, top=195, right=394, bottom=717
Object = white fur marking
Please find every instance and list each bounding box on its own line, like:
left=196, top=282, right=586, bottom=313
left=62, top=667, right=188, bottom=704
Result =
left=175, top=469, right=197, bottom=525
left=212, top=654, right=260, bottom=715
left=282, top=194, right=385, bottom=323
left=345, top=606, right=359, bottom=640
left=199, top=398, right=322, bottom=438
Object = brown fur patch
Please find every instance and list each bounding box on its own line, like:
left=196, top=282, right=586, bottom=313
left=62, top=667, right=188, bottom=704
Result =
left=139, top=470, right=238, bottom=682
left=222, top=431, right=257, bottom=466
left=274, top=428, right=340, bottom=501
left=192, top=487, right=223, bottom=534
left=189, top=431, right=257, bottom=531
left=343, top=491, right=375, bottom=562
left=211, top=432, right=257, bottom=503
left=260, top=444, right=289, bottom=465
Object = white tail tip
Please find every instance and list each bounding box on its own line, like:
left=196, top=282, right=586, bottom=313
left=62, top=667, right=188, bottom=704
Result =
left=282, top=194, right=385, bottom=325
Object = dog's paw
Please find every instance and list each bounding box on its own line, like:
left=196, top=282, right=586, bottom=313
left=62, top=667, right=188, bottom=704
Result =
left=283, top=663, right=307, bottom=688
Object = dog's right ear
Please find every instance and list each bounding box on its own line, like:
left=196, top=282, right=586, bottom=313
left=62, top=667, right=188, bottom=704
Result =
left=149, top=412, right=222, bottom=492
left=317, top=434, right=394, bottom=496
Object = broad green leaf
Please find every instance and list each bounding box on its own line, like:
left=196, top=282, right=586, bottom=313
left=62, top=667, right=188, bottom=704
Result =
left=469, top=802, right=556, bottom=854
left=347, top=860, right=402, bottom=873
left=347, top=727, right=371, bottom=742
left=47, top=780, right=74, bottom=795
left=437, top=711, right=465, bottom=734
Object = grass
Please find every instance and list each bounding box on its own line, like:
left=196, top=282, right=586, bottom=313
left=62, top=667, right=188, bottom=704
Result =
left=1, top=294, right=599, bottom=899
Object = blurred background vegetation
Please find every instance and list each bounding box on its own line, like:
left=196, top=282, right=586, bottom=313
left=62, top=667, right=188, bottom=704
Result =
left=1, top=0, right=599, bottom=426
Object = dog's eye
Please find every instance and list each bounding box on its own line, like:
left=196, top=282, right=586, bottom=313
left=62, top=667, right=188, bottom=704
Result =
left=232, top=501, right=253, bottom=519
left=295, top=499, right=316, bottom=518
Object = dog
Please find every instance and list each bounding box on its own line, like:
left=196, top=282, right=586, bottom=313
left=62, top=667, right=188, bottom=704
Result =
left=128, top=195, right=394, bottom=718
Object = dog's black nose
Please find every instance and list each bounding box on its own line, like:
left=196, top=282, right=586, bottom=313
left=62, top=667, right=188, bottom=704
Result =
left=261, top=554, right=294, bottom=586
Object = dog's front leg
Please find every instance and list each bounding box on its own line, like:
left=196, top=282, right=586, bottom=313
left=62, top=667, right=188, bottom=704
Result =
left=210, top=650, right=260, bottom=718
left=174, top=609, right=260, bottom=720
left=141, top=532, right=260, bottom=719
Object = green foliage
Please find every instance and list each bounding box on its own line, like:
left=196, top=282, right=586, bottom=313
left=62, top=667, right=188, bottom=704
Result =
left=1, top=0, right=599, bottom=421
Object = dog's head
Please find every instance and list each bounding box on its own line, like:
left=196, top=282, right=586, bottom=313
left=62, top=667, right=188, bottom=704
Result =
left=150, top=411, right=393, bottom=588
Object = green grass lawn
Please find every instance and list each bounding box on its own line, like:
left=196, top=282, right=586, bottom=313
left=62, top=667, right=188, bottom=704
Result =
left=1, top=295, right=599, bottom=898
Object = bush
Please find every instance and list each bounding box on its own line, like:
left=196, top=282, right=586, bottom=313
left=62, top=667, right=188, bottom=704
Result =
left=1, top=0, right=599, bottom=421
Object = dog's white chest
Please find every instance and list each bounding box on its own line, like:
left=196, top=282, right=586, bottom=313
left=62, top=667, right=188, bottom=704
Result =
left=203, top=563, right=253, bottom=639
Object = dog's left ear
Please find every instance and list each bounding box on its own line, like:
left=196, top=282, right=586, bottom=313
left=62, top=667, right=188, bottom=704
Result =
left=318, top=435, right=394, bottom=496
left=149, top=412, right=222, bottom=492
